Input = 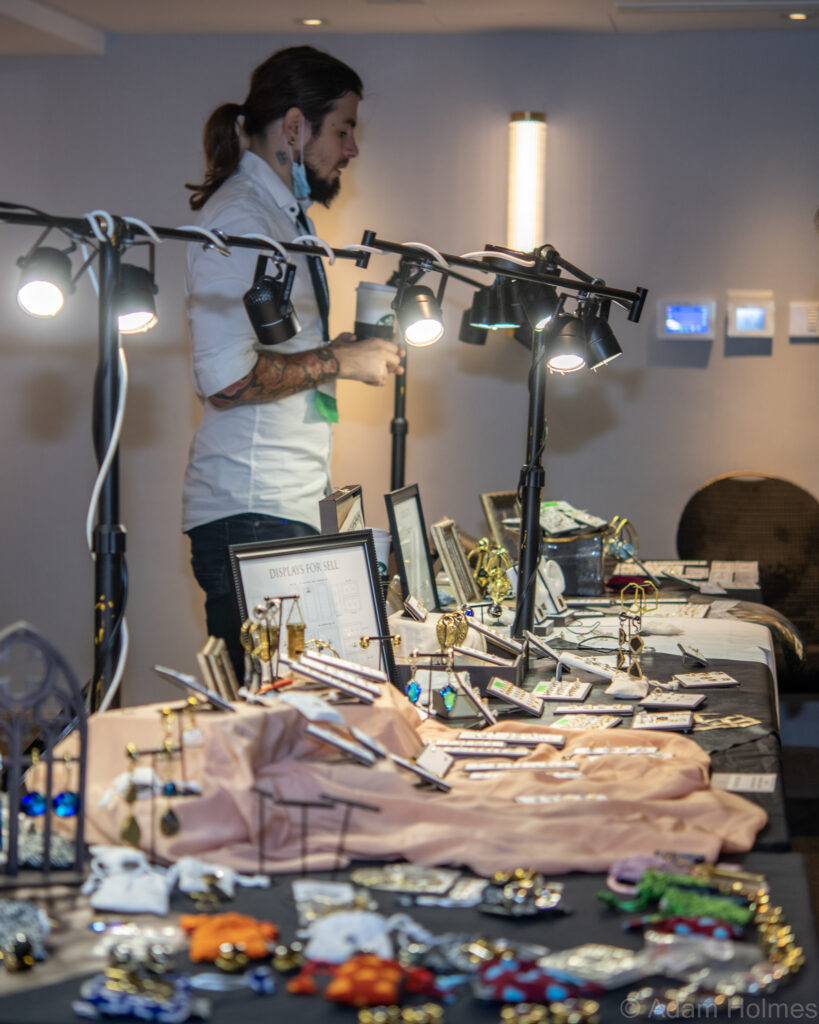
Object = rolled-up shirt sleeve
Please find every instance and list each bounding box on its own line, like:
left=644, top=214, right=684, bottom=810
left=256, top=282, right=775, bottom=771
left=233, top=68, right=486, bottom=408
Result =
left=185, top=203, right=267, bottom=400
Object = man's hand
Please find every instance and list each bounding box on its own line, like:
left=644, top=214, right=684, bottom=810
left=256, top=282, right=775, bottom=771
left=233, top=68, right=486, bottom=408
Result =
left=331, top=333, right=404, bottom=387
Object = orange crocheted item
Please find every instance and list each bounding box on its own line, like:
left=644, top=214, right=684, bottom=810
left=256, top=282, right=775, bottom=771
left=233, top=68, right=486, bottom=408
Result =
left=323, top=953, right=405, bottom=1007
left=179, top=912, right=279, bottom=962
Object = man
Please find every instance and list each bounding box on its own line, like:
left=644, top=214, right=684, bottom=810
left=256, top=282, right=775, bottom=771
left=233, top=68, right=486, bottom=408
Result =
left=183, top=46, right=401, bottom=676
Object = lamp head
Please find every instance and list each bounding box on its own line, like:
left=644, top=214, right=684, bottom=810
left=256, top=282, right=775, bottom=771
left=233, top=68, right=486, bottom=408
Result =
left=545, top=314, right=587, bottom=373
left=458, top=307, right=487, bottom=345
left=397, top=284, right=444, bottom=347
left=116, top=264, right=159, bottom=334
left=586, top=315, right=622, bottom=368
left=17, top=246, right=73, bottom=318
left=243, top=257, right=301, bottom=346
left=516, top=279, right=559, bottom=331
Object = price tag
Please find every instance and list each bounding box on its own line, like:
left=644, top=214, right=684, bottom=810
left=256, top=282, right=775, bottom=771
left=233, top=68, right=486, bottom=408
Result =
left=710, top=772, right=777, bottom=794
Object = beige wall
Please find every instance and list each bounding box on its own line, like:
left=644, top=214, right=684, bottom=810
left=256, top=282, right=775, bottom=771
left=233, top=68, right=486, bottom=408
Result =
left=1, top=30, right=817, bottom=704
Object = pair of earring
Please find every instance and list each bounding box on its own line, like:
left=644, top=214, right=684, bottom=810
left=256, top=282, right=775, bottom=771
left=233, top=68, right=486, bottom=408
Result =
left=21, top=751, right=80, bottom=818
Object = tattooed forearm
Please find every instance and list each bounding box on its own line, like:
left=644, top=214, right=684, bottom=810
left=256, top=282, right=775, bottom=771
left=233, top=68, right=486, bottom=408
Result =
left=209, top=347, right=339, bottom=409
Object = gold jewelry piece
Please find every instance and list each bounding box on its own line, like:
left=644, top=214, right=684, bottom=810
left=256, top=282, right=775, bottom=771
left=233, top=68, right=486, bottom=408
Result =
left=120, top=743, right=141, bottom=847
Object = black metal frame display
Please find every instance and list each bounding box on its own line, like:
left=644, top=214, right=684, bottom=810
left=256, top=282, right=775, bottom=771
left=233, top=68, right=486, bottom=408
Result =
left=384, top=483, right=440, bottom=612
left=228, top=530, right=398, bottom=686
left=0, top=622, right=87, bottom=878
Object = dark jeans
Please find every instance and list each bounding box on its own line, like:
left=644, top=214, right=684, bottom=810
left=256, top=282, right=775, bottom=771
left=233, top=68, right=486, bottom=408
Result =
left=187, top=513, right=318, bottom=683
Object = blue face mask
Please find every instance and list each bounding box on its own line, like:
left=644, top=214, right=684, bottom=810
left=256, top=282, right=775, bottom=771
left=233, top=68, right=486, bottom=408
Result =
left=292, top=160, right=311, bottom=201
left=291, top=118, right=311, bottom=200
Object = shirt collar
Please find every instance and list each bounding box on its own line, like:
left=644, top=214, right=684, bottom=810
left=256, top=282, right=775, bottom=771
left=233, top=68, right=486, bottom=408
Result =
left=239, top=149, right=312, bottom=220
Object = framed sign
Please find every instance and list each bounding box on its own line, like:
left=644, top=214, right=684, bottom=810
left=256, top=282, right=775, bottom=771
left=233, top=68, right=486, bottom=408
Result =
left=480, top=490, right=521, bottom=561
left=319, top=484, right=365, bottom=534
left=228, top=530, right=397, bottom=685
left=430, top=517, right=482, bottom=606
left=384, top=483, right=440, bottom=612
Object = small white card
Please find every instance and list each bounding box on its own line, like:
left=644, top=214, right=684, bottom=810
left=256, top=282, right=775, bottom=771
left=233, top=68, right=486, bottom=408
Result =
left=553, top=703, right=634, bottom=716
left=390, top=753, right=451, bottom=791
left=532, top=679, right=592, bottom=702
left=276, top=690, right=346, bottom=724
left=553, top=714, right=621, bottom=730
left=711, top=772, right=777, bottom=794
left=640, top=691, right=706, bottom=710
left=487, top=677, right=545, bottom=716
left=456, top=729, right=565, bottom=748
left=631, top=711, right=694, bottom=732
left=416, top=744, right=455, bottom=778
left=674, top=671, right=740, bottom=688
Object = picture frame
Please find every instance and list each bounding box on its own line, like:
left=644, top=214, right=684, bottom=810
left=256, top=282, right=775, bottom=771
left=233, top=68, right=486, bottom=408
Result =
left=228, top=530, right=397, bottom=686
left=430, top=517, right=482, bottom=605
left=319, top=483, right=365, bottom=534
left=480, top=490, right=521, bottom=561
left=384, top=483, right=440, bottom=612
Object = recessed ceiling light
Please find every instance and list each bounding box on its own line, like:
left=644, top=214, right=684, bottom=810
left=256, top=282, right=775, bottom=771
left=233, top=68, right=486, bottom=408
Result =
left=298, top=17, right=325, bottom=26
left=787, top=10, right=808, bottom=17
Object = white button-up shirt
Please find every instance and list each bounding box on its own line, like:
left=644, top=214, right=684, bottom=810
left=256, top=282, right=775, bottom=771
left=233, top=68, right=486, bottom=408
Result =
left=182, top=150, right=332, bottom=532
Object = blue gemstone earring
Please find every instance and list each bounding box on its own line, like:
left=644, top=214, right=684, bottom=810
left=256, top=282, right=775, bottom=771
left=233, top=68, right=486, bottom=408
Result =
left=405, top=649, right=421, bottom=704
left=53, top=754, right=80, bottom=818
left=21, top=749, right=46, bottom=816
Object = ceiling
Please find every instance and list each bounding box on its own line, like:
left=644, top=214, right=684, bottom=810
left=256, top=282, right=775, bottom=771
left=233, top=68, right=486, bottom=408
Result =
left=1, top=0, right=817, bottom=55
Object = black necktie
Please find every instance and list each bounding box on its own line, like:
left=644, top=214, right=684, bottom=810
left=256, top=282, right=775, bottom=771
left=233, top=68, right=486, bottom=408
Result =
left=295, top=208, right=330, bottom=342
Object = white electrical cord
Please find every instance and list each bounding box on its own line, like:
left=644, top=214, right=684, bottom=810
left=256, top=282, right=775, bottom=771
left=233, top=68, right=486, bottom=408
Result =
left=175, top=224, right=231, bottom=257
left=460, top=249, right=535, bottom=268
left=97, top=618, right=129, bottom=714
left=399, top=242, right=449, bottom=269
left=238, top=233, right=289, bottom=263
left=291, top=233, right=335, bottom=264
left=340, top=244, right=382, bottom=258
left=122, top=215, right=162, bottom=246
left=85, top=344, right=129, bottom=551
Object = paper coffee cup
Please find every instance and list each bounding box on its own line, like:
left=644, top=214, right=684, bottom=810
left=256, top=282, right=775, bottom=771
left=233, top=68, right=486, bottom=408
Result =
left=369, top=527, right=392, bottom=578
left=355, top=281, right=396, bottom=341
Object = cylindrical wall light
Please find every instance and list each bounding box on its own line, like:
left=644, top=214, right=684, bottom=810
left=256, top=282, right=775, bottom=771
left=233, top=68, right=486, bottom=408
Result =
left=507, top=111, right=546, bottom=253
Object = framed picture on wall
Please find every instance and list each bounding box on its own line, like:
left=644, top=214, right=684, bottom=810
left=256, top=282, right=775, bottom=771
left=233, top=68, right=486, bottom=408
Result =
left=430, top=517, right=482, bottom=606
left=228, top=530, right=397, bottom=685
left=480, top=490, right=521, bottom=561
left=319, top=484, right=365, bottom=534
left=384, top=483, right=440, bottom=612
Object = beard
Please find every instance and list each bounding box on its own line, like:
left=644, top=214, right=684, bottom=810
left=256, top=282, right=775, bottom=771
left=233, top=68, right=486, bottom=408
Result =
left=305, top=161, right=342, bottom=207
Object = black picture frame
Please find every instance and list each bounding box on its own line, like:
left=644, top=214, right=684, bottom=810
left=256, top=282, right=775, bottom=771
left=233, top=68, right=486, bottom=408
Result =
left=480, top=489, right=521, bottom=561
left=384, top=483, right=440, bottom=612
left=228, top=530, right=397, bottom=686
left=319, top=483, right=365, bottom=535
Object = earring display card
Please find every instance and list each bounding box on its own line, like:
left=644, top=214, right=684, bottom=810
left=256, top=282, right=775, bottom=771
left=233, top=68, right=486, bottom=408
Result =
left=462, top=760, right=582, bottom=774
left=467, top=619, right=525, bottom=656
left=279, top=657, right=376, bottom=703
left=551, top=703, right=635, bottom=716
left=639, top=691, right=707, bottom=710
left=451, top=645, right=515, bottom=667
left=430, top=742, right=532, bottom=759
left=631, top=710, right=695, bottom=732
left=486, top=678, right=545, bottom=717
left=553, top=714, right=622, bottom=730
left=455, top=729, right=565, bottom=748
left=301, top=651, right=389, bottom=684
left=349, top=727, right=389, bottom=759
left=304, top=723, right=377, bottom=765
left=531, top=679, right=592, bottom=702
left=673, top=671, right=740, bottom=688
left=390, top=754, right=452, bottom=792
